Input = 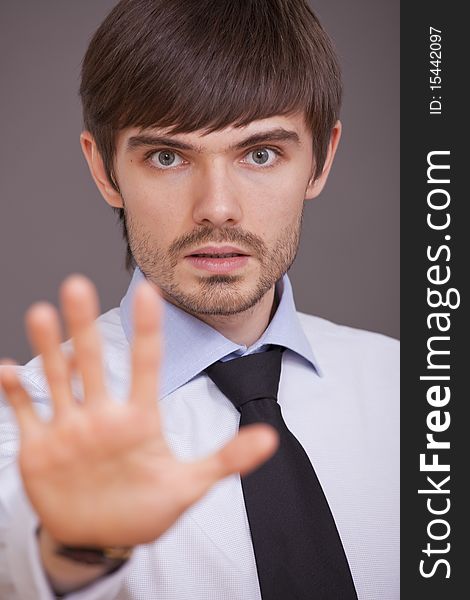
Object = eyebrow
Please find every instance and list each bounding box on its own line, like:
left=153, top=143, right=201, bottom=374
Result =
left=126, top=128, right=301, bottom=154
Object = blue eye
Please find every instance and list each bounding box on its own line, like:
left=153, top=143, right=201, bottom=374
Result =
left=244, top=148, right=278, bottom=167
left=149, top=150, right=184, bottom=169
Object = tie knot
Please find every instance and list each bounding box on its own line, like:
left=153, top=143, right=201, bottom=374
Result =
left=205, top=345, right=284, bottom=411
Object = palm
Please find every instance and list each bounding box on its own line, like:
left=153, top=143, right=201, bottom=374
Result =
left=1, top=276, right=277, bottom=548
left=20, top=400, right=174, bottom=547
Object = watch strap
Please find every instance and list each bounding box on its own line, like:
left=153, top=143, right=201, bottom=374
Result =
left=55, top=544, right=133, bottom=566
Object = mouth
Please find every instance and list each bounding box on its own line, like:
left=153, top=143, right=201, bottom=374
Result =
left=184, top=246, right=250, bottom=273
left=185, top=245, right=249, bottom=258
left=190, top=252, right=244, bottom=258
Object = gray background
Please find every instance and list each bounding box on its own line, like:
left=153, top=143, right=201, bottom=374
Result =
left=0, top=1, right=399, bottom=363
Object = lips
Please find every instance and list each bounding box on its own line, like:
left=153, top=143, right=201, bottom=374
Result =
left=186, top=245, right=249, bottom=258
left=191, top=252, right=241, bottom=258
left=184, top=246, right=250, bottom=273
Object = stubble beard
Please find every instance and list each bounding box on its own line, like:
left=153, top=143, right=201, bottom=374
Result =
left=125, top=208, right=303, bottom=317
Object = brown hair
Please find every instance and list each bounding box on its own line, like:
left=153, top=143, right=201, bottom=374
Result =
left=80, top=0, right=342, bottom=271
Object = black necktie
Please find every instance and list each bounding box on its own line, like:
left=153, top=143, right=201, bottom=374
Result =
left=205, top=345, right=357, bottom=600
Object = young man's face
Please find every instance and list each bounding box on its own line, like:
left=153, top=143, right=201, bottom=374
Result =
left=82, top=112, right=340, bottom=317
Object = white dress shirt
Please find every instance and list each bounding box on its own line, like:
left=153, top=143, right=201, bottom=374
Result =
left=0, top=268, right=399, bottom=599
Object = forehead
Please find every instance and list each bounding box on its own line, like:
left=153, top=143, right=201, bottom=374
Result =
left=116, top=112, right=312, bottom=152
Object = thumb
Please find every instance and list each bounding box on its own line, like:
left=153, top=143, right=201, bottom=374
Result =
left=189, top=424, right=279, bottom=497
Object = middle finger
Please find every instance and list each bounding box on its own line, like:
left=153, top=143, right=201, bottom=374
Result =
left=60, top=275, right=107, bottom=403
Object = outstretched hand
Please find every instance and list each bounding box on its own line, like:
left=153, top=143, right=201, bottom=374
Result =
left=0, top=275, right=278, bottom=548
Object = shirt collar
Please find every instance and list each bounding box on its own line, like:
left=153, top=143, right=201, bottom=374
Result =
left=120, top=267, right=321, bottom=398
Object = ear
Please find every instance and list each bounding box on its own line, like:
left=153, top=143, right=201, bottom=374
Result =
left=80, top=131, right=123, bottom=208
left=305, top=120, right=342, bottom=200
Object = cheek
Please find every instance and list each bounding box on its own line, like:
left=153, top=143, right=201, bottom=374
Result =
left=247, top=181, right=304, bottom=237
left=275, top=172, right=307, bottom=219
left=121, top=179, right=189, bottom=238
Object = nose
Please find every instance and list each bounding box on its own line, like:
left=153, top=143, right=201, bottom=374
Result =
left=191, top=159, right=243, bottom=228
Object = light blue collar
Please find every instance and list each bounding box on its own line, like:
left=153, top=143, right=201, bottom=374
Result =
left=120, top=267, right=321, bottom=398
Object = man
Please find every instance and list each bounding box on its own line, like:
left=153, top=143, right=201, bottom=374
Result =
left=0, top=1, right=399, bottom=599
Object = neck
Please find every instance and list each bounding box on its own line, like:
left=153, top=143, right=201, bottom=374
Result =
left=192, top=285, right=278, bottom=347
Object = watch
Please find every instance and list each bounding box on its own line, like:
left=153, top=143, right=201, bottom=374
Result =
left=36, top=526, right=133, bottom=570
left=55, top=543, right=133, bottom=568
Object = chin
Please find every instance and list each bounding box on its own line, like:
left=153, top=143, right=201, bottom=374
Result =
left=165, top=278, right=267, bottom=317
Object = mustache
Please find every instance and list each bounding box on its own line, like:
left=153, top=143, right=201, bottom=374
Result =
left=168, top=226, right=267, bottom=258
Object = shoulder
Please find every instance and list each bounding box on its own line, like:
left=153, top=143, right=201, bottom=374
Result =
left=297, top=311, right=398, bottom=348
left=296, top=311, right=399, bottom=376
left=7, top=307, right=126, bottom=399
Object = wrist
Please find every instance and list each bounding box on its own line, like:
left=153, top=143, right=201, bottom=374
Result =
left=37, top=526, right=120, bottom=596
left=37, top=525, right=133, bottom=570
left=55, top=543, right=133, bottom=569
